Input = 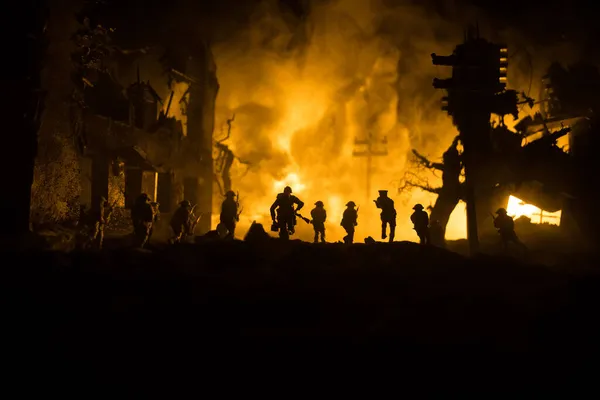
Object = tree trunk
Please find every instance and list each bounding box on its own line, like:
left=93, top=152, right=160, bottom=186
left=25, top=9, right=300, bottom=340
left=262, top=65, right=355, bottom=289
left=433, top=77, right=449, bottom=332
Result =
left=1, top=1, right=48, bottom=247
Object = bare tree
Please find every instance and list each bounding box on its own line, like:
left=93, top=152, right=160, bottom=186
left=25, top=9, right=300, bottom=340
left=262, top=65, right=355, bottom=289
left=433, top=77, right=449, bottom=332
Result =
left=399, top=136, right=464, bottom=245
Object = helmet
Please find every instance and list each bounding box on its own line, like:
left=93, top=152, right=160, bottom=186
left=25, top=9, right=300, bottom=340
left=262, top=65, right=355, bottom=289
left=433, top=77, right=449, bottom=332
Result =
left=283, top=186, right=292, bottom=194
left=100, top=196, right=107, bottom=202
left=496, top=207, right=507, bottom=215
left=315, top=201, right=324, bottom=207
left=180, top=200, right=191, bottom=207
left=139, top=193, right=150, bottom=201
left=225, top=190, right=235, bottom=197
left=413, top=204, right=424, bottom=210
left=346, top=201, right=356, bottom=207
left=378, top=190, right=388, bottom=195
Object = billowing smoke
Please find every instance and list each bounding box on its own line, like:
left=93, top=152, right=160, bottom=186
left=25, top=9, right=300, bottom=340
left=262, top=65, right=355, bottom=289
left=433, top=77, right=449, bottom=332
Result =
left=209, top=0, right=577, bottom=242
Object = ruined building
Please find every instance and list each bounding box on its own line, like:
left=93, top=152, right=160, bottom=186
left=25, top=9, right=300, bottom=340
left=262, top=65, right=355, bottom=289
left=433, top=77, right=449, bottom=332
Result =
left=77, top=42, right=218, bottom=234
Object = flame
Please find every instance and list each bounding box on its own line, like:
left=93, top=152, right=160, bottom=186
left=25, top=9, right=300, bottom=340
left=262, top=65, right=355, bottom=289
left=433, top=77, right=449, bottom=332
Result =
left=506, top=195, right=562, bottom=225
left=207, top=0, right=539, bottom=242
left=162, top=81, right=190, bottom=136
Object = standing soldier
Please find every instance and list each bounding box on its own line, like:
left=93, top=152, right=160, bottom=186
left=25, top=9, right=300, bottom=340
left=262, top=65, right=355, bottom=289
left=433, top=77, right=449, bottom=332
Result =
left=170, top=200, right=192, bottom=244
left=91, top=196, right=115, bottom=250
left=341, top=201, right=358, bottom=244
left=220, top=190, right=238, bottom=240
left=310, top=200, right=327, bottom=243
left=269, top=186, right=304, bottom=240
left=131, top=193, right=154, bottom=248
left=493, top=208, right=527, bottom=253
left=374, top=190, right=397, bottom=242
left=410, top=203, right=430, bottom=245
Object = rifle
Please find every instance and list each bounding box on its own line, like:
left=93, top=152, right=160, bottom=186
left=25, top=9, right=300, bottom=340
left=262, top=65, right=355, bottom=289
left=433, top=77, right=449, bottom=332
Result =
left=235, top=191, right=243, bottom=221
left=295, top=212, right=311, bottom=224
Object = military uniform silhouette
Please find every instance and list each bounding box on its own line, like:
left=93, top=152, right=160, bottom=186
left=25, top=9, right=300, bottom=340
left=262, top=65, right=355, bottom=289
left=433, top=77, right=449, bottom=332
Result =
left=410, top=203, right=430, bottom=245
left=374, top=190, right=397, bottom=242
left=220, top=190, right=238, bottom=240
left=170, top=200, right=192, bottom=244
left=131, top=193, right=154, bottom=248
left=310, top=201, right=327, bottom=243
left=270, top=186, right=304, bottom=240
left=341, top=201, right=358, bottom=244
left=494, top=208, right=527, bottom=253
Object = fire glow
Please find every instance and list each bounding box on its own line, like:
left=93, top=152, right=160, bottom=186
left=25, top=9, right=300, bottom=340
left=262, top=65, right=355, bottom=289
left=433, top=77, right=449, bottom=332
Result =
left=506, top=195, right=562, bottom=225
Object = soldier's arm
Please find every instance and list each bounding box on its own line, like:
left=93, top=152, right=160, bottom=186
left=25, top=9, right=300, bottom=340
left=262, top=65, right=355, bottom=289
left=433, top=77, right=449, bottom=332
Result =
left=270, top=199, right=279, bottom=219
left=295, top=197, right=304, bottom=211
left=323, top=210, right=327, bottom=222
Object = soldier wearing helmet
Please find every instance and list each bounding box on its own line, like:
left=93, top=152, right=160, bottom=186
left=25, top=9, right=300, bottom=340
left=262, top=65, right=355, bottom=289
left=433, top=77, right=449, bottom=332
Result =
left=493, top=207, right=526, bottom=253
left=410, top=203, right=430, bottom=245
left=269, top=185, right=304, bottom=240
left=131, top=193, right=155, bottom=248
left=220, top=190, right=238, bottom=240
left=310, top=200, right=327, bottom=243
left=341, top=201, right=358, bottom=244
left=374, top=190, right=397, bottom=242
left=170, top=200, right=193, bottom=244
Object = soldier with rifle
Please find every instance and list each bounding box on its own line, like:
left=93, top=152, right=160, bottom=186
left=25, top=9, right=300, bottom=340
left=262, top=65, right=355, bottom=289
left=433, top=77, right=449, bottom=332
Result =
left=410, top=204, right=430, bottom=245
left=493, top=208, right=527, bottom=254
left=310, top=200, right=327, bottom=243
left=374, top=190, right=397, bottom=242
left=169, top=200, right=193, bottom=244
left=220, top=190, right=239, bottom=240
left=269, top=186, right=304, bottom=240
left=341, top=201, right=358, bottom=244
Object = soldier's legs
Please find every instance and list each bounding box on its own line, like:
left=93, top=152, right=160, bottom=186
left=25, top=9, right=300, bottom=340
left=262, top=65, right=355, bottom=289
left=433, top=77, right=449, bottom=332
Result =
left=381, top=221, right=387, bottom=240
left=313, top=229, right=319, bottom=243
left=225, top=221, right=236, bottom=239
left=389, top=222, right=396, bottom=242
left=279, top=221, right=289, bottom=240
left=348, top=228, right=355, bottom=244
left=320, top=228, right=325, bottom=243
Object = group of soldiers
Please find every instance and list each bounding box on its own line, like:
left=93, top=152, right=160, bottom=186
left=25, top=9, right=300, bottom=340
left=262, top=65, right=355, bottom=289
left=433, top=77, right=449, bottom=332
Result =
left=85, top=185, right=526, bottom=252
left=265, top=186, right=432, bottom=245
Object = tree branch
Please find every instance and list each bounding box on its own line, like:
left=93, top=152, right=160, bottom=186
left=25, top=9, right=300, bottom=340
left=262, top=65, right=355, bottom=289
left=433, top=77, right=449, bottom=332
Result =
left=411, top=149, right=444, bottom=171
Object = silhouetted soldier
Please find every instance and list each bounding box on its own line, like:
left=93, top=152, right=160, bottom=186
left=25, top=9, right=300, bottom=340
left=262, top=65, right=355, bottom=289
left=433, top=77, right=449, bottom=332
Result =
left=220, top=190, right=238, bottom=240
left=374, top=190, right=396, bottom=242
left=170, top=200, right=192, bottom=244
left=270, top=186, right=304, bottom=240
left=310, top=200, right=327, bottom=243
left=341, top=201, right=358, bottom=244
left=493, top=208, right=527, bottom=253
left=410, top=203, right=430, bottom=245
left=131, top=193, right=154, bottom=248
left=91, top=196, right=114, bottom=250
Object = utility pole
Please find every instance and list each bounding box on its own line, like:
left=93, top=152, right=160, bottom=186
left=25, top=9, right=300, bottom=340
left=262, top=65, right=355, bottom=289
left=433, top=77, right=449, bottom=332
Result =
left=432, top=25, right=518, bottom=255
left=352, top=131, right=388, bottom=204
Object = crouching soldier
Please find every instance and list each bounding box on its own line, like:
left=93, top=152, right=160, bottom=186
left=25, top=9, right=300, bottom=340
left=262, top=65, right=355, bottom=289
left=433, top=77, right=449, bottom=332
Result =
left=410, top=204, right=430, bottom=245
left=494, top=208, right=527, bottom=254
left=131, top=193, right=154, bottom=248
left=341, top=201, right=358, bottom=244
left=311, top=201, right=327, bottom=243
left=170, top=200, right=192, bottom=244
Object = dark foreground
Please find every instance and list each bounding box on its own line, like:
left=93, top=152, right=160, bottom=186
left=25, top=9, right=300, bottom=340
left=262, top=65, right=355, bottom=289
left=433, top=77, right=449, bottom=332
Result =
left=4, top=239, right=600, bottom=392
